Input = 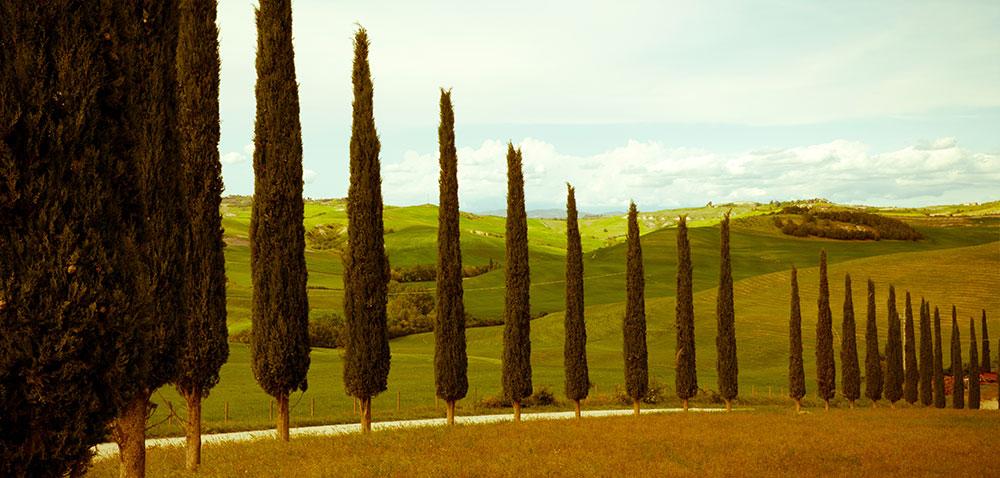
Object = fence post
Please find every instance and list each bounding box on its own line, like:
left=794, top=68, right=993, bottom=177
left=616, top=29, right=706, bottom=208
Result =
left=224, top=401, right=230, bottom=423
left=269, top=400, right=274, bottom=420
left=396, top=391, right=400, bottom=413
left=769, top=385, right=772, bottom=398
left=310, top=397, right=315, bottom=417
left=353, top=397, right=358, bottom=415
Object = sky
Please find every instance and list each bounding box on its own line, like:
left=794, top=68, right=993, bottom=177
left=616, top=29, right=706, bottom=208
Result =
left=216, top=0, right=1000, bottom=212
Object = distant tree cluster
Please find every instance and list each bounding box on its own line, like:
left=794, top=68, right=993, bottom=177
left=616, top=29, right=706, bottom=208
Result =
left=775, top=206, right=923, bottom=241
left=390, top=259, right=498, bottom=283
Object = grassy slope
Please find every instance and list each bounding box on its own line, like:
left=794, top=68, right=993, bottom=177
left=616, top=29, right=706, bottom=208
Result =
left=89, top=408, right=999, bottom=477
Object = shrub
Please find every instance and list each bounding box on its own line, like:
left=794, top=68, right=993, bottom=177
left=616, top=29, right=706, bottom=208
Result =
left=309, top=313, right=346, bottom=348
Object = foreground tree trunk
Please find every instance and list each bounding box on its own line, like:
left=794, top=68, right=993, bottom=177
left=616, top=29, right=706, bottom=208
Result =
left=725, top=399, right=733, bottom=412
left=823, top=399, right=830, bottom=411
left=277, top=393, right=290, bottom=441
left=574, top=399, right=581, bottom=418
left=633, top=399, right=640, bottom=417
left=794, top=398, right=802, bottom=413
left=184, top=392, right=202, bottom=470
left=446, top=400, right=456, bottom=426
left=360, top=398, right=372, bottom=433
left=682, top=399, right=689, bottom=412
left=513, top=400, right=522, bottom=423
left=115, top=396, right=149, bottom=478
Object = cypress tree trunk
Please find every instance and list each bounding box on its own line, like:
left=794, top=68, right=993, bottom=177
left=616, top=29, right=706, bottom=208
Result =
left=623, top=202, right=648, bottom=413
left=903, top=292, right=919, bottom=404
left=918, top=300, right=933, bottom=406
left=434, top=89, right=468, bottom=423
left=175, top=0, right=229, bottom=467
left=502, top=144, right=532, bottom=419
left=815, top=250, right=836, bottom=410
left=840, top=274, right=860, bottom=407
left=675, top=215, right=698, bottom=409
left=932, top=307, right=946, bottom=408
left=250, top=0, right=311, bottom=441
left=789, top=267, right=806, bottom=412
left=884, top=286, right=903, bottom=406
left=864, top=279, right=883, bottom=406
left=716, top=212, right=738, bottom=410
left=968, top=319, right=980, bottom=409
left=564, top=184, right=590, bottom=411
left=981, top=311, right=991, bottom=374
left=115, top=396, right=150, bottom=478
left=950, top=307, right=964, bottom=409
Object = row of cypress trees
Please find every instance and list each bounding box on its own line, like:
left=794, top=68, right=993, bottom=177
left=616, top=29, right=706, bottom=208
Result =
left=1, top=1, right=229, bottom=476
left=788, top=250, right=992, bottom=410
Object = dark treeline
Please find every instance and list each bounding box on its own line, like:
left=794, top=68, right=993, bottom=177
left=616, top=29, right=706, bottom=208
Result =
left=775, top=206, right=923, bottom=241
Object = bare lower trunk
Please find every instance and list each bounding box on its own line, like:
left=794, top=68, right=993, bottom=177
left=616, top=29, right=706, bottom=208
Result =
left=114, top=394, right=149, bottom=478
left=872, top=400, right=878, bottom=409
left=277, top=393, right=289, bottom=441
left=682, top=398, right=689, bottom=411
left=794, top=398, right=801, bottom=413
left=184, top=391, right=202, bottom=471
left=823, top=399, right=830, bottom=411
left=725, top=399, right=732, bottom=412
left=890, top=401, right=896, bottom=409
left=360, top=397, right=372, bottom=433
left=632, top=398, right=640, bottom=416
left=513, top=400, right=522, bottom=423
left=849, top=399, right=855, bottom=409
left=446, top=400, right=456, bottom=426
left=574, top=399, right=581, bottom=418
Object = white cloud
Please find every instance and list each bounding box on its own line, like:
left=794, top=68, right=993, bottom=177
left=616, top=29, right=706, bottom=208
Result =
left=382, top=138, right=1000, bottom=210
left=221, top=151, right=247, bottom=165
left=303, top=169, right=319, bottom=184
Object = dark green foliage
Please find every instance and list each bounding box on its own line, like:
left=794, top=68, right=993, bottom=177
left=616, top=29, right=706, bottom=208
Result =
left=342, top=27, right=390, bottom=400
left=932, top=307, right=946, bottom=408
left=777, top=206, right=922, bottom=240
left=884, top=286, right=904, bottom=404
left=675, top=215, right=698, bottom=401
left=981, top=311, right=991, bottom=374
left=564, top=184, right=590, bottom=402
left=434, top=89, right=467, bottom=403
left=840, top=274, right=861, bottom=403
left=815, top=250, right=836, bottom=403
left=950, top=307, right=964, bottom=409
left=917, top=300, right=933, bottom=406
left=502, top=144, right=532, bottom=403
left=788, top=267, right=806, bottom=401
left=0, top=3, right=146, bottom=474
left=864, top=279, right=883, bottom=403
left=623, top=202, right=649, bottom=402
left=175, top=0, right=229, bottom=402
left=716, top=212, right=738, bottom=403
left=968, top=319, right=980, bottom=409
left=903, top=292, right=918, bottom=404
left=250, top=0, right=311, bottom=399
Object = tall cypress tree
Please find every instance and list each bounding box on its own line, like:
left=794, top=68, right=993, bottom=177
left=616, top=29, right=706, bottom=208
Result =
left=950, top=306, right=964, bottom=409
left=675, top=215, right=698, bottom=410
left=434, top=89, right=467, bottom=426
left=564, top=184, right=589, bottom=418
left=815, top=250, right=836, bottom=410
left=716, top=212, right=738, bottom=411
left=502, top=144, right=532, bottom=421
left=864, top=279, right=883, bottom=406
left=968, top=318, right=980, bottom=410
left=0, top=3, right=146, bottom=475
left=174, top=0, right=229, bottom=470
left=932, top=306, right=946, bottom=408
left=981, top=310, right=991, bottom=374
left=884, top=286, right=904, bottom=406
left=342, top=27, right=390, bottom=433
left=840, top=274, right=861, bottom=408
left=250, top=0, right=311, bottom=441
left=113, top=3, right=189, bottom=475
left=623, top=202, right=648, bottom=416
left=918, top=300, right=933, bottom=406
left=903, top=292, right=919, bottom=404
left=789, top=267, right=806, bottom=412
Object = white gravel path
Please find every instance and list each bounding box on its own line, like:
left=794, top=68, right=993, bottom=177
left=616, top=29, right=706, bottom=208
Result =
left=92, top=407, right=733, bottom=461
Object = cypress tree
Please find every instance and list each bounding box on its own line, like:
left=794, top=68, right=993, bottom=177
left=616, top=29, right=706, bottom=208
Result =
left=981, top=310, right=991, bottom=374
left=716, top=212, right=738, bottom=411
left=675, top=215, right=698, bottom=410
left=250, top=0, right=311, bottom=441
left=968, top=318, right=980, bottom=409
left=950, top=307, right=964, bottom=409
left=342, top=27, right=390, bottom=433
left=815, top=250, right=836, bottom=410
left=903, top=292, right=919, bottom=404
left=840, top=274, right=861, bottom=408
left=623, top=202, right=648, bottom=416
left=434, top=89, right=467, bottom=426
left=864, top=279, right=883, bottom=406
left=933, top=306, right=946, bottom=408
left=174, top=0, right=229, bottom=469
left=788, top=267, right=806, bottom=412
left=564, top=184, right=589, bottom=417
left=502, top=144, right=532, bottom=421
left=918, top=300, right=933, bottom=406
left=884, top=286, right=904, bottom=406
left=0, top=3, right=146, bottom=475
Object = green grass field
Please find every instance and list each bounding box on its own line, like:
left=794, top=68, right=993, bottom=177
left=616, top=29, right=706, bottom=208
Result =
left=90, top=408, right=1000, bottom=477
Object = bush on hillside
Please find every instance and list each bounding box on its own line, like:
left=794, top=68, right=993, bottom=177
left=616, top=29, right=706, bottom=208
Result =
left=776, top=206, right=922, bottom=241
